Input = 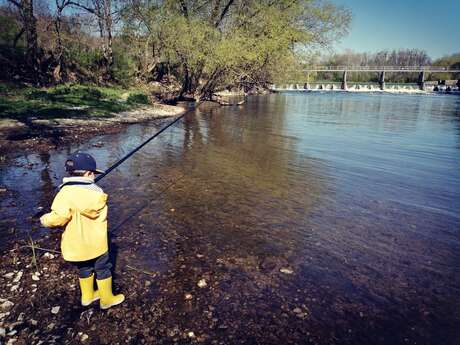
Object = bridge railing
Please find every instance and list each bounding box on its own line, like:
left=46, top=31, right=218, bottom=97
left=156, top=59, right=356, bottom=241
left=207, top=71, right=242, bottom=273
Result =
left=303, top=66, right=460, bottom=72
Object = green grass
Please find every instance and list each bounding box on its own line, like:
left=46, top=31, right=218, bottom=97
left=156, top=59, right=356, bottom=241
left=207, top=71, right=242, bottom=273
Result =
left=0, top=83, right=150, bottom=121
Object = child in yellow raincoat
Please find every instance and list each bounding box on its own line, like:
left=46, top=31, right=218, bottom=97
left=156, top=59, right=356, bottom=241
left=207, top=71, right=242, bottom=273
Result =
left=40, top=151, right=124, bottom=309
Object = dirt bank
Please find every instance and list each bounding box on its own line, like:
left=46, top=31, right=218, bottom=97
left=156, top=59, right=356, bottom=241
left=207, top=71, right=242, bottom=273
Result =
left=0, top=104, right=185, bottom=156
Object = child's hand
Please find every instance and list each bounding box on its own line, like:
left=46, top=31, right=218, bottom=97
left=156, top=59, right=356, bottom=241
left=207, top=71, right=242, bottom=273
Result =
left=39, top=215, right=47, bottom=227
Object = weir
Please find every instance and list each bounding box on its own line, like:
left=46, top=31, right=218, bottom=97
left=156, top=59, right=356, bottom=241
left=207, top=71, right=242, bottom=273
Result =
left=274, top=66, right=460, bottom=92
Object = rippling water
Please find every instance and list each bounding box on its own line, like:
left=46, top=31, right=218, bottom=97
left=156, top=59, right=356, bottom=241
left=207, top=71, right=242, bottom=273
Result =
left=1, top=92, right=460, bottom=344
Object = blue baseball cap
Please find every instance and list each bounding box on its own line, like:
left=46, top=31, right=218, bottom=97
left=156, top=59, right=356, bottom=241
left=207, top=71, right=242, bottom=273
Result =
left=65, top=151, right=104, bottom=174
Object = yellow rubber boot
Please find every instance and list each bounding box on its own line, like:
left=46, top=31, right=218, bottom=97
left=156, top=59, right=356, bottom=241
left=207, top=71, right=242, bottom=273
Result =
left=79, top=274, right=100, bottom=306
left=96, top=276, right=125, bottom=310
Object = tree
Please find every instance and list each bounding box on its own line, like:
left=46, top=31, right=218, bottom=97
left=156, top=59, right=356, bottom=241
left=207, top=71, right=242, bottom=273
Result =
left=432, top=53, right=460, bottom=80
left=5, top=0, right=40, bottom=82
left=68, top=0, right=118, bottom=80
left=122, top=0, right=351, bottom=99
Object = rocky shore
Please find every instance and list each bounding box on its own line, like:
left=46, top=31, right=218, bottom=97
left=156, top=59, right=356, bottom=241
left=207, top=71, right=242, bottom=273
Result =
left=0, top=104, right=185, bottom=156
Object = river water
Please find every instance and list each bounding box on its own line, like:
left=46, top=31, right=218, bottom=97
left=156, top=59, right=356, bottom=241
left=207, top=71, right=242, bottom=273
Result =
left=1, top=92, right=460, bottom=344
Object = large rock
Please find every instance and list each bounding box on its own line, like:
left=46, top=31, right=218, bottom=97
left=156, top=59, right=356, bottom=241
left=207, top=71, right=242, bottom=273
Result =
left=0, top=300, right=14, bottom=312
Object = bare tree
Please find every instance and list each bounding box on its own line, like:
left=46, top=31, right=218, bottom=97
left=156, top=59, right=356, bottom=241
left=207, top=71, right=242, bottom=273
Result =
left=6, top=0, right=39, bottom=82
left=68, top=0, right=116, bottom=80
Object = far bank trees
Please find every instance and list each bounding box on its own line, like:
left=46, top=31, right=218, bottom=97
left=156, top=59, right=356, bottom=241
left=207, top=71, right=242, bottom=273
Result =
left=0, top=0, right=351, bottom=99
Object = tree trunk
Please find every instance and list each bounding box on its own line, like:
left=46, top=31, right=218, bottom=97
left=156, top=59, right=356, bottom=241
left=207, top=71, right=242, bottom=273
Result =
left=8, top=0, right=40, bottom=82
left=24, top=0, right=39, bottom=81
left=53, top=1, right=65, bottom=83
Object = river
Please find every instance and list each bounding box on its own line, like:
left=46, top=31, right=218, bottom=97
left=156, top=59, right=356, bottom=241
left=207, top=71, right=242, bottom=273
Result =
left=1, top=92, right=459, bottom=344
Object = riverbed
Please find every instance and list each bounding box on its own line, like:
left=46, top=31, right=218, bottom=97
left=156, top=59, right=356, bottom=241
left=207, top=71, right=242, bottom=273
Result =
left=1, top=92, right=459, bottom=344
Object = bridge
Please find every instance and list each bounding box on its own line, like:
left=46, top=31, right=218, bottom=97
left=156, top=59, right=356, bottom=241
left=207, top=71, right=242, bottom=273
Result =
left=277, top=66, right=460, bottom=91
left=303, top=66, right=460, bottom=73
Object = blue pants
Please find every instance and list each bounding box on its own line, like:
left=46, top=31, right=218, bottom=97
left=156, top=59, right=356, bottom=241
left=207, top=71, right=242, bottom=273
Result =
left=74, top=252, right=112, bottom=280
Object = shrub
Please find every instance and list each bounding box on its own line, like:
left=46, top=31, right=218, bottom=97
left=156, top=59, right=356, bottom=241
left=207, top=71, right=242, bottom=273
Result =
left=25, top=89, right=49, bottom=100
left=127, top=92, right=149, bottom=104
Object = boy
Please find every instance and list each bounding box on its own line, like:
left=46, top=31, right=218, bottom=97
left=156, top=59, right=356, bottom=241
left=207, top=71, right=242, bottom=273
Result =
left=40, top=151, right=124, bottom=309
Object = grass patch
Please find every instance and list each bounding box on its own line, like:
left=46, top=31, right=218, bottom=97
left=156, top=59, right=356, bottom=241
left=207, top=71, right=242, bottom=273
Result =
left=0, top=83, right=151, bottom=121
left=127, top=92, right=149, bottom=104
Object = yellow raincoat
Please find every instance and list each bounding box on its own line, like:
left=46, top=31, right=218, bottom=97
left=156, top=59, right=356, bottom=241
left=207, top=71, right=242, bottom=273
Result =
left=41, top=183, right=108, bottom=262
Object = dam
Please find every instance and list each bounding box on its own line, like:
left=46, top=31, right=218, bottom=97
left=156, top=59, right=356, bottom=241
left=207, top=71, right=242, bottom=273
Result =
left=272, top=66, right=460, bottom=92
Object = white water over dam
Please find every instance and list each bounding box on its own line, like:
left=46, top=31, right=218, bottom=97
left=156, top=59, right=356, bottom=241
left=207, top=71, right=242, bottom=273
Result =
left=271, top=83, right=460, bottom=94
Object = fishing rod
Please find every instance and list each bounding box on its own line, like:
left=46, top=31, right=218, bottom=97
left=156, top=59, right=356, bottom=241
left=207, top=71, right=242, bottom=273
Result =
left=95, top=107, right=194, bottom=183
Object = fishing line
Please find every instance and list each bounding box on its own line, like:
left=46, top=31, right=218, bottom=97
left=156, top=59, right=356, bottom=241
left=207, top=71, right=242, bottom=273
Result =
left=110, top=173, right=186, bottom=235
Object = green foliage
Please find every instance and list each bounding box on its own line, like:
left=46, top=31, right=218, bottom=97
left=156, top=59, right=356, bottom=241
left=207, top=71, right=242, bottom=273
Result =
left=0, top=14, right=23, bottom=47
left=432, top=53, right=460, bottom=79
left=0, top=0, right=351, bottom=98
left=112, top=44, right=138, bottom=84
left=121, top=0, right=351, bottom=97
left=0, top=83, right=144, bottom=120
left=127, top=92, right=149, bottom=104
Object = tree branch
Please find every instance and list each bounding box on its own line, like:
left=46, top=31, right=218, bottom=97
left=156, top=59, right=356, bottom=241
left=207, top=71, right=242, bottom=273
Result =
left=5, top=0, right=21, bottom=9
left=215, top=0, right=234, bottom=28
left=179, top=0, right=188, bottom=18
left=13, top=27, right=25, bottom=48
left=68, top=1, right=98, bottom=16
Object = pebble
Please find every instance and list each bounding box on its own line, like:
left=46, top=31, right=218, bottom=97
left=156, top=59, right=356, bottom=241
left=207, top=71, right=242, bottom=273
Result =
left=81, top=333, right=89, bottom=342
left=197, top=279, right=207, bottom=288
left=187, top=331, right=195, bottom=338
left=0, top=300, right=14, bottom=312
left=31, top=319, right=38, bottom=326
left=280, top=268, right=294, bottom=274
left=0, top=327, right=5, bottom=337
left=31, top=273, right=40, bottom=281
left=51, top=306, right=60, bottom=314
left=185, top=293, right=193, bottom=300
left=17, top=313, right=24, bottom=322
left=12, top=271, right=23, bottom=283
left=43, top=252, right=55, bottom=259
left=3, top=272, right=15, bottom=279
left=293, top=307, right=302, bottom=314
left=6, top=338, right=17, bottom=345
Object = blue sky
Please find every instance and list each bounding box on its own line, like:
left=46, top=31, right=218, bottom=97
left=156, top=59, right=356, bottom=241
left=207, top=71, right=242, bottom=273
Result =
left=332, top=0, right=460, bottom=59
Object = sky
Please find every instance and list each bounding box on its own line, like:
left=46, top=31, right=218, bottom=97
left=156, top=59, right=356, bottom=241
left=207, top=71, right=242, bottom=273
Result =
left=332, top=0, right=460, bottom=59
